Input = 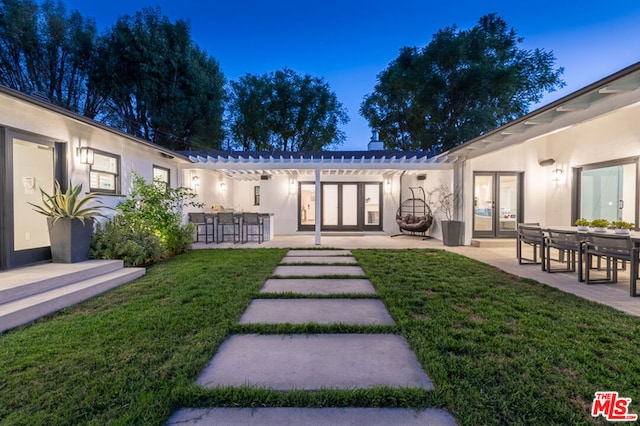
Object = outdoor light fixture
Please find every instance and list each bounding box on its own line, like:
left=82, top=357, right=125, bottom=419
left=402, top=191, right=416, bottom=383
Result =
left=78, top=146, right=94, bottom=165
left=219, top=182, right=226, bottom=192
left=290, top=178, right=297, bottom=194
left=385, top=179, right=392, bottom=194
left=192, top=175, right=201, bottom=186
left=539, top=158, right=555, bottom=167
left=551, top=168, right=565, bottom=182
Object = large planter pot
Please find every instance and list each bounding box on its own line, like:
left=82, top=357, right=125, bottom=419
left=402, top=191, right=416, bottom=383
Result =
left=441, top=220, right=463, bottom=247
left=47, top=217, right=94, bottom=263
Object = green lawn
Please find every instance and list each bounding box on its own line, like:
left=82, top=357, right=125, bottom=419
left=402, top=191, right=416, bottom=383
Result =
left=1, top=248, right=639, bottom=425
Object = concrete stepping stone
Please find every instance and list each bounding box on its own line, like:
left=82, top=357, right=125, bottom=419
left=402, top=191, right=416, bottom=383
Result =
left=239, top=299, right=394, bottom=325
left=273, top=265, right=364, bottom=277
left=167, top=407, right=458, bottom=425
left=196, top=334, right=433, bottom=390
left=280, top=256, right=358, bottom=264
left=261, top=278, right=376, bottom=295
left=286, top=249, right=352, bottom=257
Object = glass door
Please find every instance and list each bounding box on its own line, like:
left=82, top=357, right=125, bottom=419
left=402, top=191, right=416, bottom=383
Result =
left=473, top=172, right=521, bottom=238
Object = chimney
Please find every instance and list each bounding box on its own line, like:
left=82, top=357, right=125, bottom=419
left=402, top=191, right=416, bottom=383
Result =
left=368, top=130, right=384, bottom=151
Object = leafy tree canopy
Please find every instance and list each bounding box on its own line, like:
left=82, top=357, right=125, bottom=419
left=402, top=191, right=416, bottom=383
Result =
left=227, top=68, right=349, bottom=151
left=360, top=13, right=565, bottom=152
left=90, top=7, right=225, bottom=150
left=0, top=0, right=104, bottom=117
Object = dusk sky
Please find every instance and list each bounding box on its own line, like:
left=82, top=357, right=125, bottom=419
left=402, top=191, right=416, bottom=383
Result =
left=62, top=0, right=640, bottom=150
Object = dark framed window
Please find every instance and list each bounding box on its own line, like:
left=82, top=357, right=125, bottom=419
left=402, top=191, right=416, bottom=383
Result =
left=153, top=165, right=170, bottom=187
left=254, top=186, right=260, bottom=206
left=90, top=151, right=120, bottom=194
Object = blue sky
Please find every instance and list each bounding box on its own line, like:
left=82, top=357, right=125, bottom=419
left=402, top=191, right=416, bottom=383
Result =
left=62, top=0, right=640, bottom=150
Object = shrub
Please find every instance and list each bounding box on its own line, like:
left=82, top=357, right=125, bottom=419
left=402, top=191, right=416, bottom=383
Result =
left=90, top=172, right=203, bottom=265
left=90, top=216, right=164, bottom=266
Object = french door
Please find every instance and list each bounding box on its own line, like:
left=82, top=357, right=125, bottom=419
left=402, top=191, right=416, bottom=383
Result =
left=473, top=172, right=522, bottom=238
left=298, top=182, right=382, bottom=231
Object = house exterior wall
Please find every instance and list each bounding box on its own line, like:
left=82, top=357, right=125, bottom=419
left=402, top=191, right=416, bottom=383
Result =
left=460, top=102, right=640, bottom=244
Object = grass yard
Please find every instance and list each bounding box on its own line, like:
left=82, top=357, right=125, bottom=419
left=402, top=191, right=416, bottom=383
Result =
left=1, top=248, right=639, bottom=425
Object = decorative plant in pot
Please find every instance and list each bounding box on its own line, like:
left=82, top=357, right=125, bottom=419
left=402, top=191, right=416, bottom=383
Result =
left=29, top=181, right=110, bottom=263
left=590, top=218, right=610, bottom=233
left=611, top=220, right=635, bottom=234
left=435, top=183, right=463, bottom=246
left=575, top=218, right=590, bottom=231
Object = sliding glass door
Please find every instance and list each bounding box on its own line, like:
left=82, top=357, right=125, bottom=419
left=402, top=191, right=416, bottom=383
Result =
left=577, top=159, right=637, bottom=224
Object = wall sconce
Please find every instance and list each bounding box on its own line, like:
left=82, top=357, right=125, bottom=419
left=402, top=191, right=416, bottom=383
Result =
left=192, top=175, right=201, bottom=186
left=289, top=178, right=297, bottom=194
left=551, top=168, right=565, bottom=182
left=385, top=179, right=392, bottom=194
left=219, top=182, right=227, bottom=192
left=77, top=146, right=94, bottom=165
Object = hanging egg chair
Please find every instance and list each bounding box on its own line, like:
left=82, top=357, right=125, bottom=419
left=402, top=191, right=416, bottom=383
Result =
left=394, top=187, right=433, bottom=237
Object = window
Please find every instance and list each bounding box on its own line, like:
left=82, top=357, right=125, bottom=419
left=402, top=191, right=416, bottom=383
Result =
left=254, top=186, right=260, bottom=206
left=153, top=165, right=170, bottom=187
left=90, top=151, right=120, bottom=194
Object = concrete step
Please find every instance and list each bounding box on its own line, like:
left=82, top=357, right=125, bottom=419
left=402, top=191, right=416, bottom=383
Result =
left=279, top=256, right=358, bottom=264
left=239, top=299, right=395, bottom=325
left=0, top=260, right=124, bottom=304
left=0, top=267, right=145, bottom=332
left=470, top=238, right=516, bottom=248
left=167, top=407, right=458, bottom=426
left=196, top=334, right=433, bottom=391
left=273, top=265, right=365, bottom=277
left=260, top=278, right=376, bottom=295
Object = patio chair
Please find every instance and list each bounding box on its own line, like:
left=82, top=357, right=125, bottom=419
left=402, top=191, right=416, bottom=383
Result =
left=188, top=212, right=213, bottom=244
left=242, top=212, right=264, bottom=244
left=583, top=233, right=640, bottom=296
left=544, top=229, right=584, bottom=275
left=216, top=212, right=240, bottom=243
left=517, top=224, right=545, bottom=270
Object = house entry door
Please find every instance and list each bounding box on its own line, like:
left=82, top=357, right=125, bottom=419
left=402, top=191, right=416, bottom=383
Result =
left=473, top=172, right=521, bottom=238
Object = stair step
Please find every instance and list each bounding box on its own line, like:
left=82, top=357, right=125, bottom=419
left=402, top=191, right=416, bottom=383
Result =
left=0, top=260, right=124, bottom=304
left=0, top=267, right=145, bottom=332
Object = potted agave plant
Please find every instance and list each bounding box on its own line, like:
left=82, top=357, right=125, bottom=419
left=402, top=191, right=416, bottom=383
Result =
left=29, top=181, right=110, bottom=263
left=612, top=220, right=635, bottom=235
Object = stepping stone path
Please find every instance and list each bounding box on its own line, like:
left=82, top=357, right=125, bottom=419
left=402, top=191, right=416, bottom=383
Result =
left=167, top=250, right=457, bottom=425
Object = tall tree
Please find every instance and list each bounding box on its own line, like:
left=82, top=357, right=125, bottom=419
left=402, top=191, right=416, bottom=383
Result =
left=227, top=68, right=349, bottom=151
left=0, top=0, right=103, bottom=117
left=360, top=14, right=565, bottom=152
left=90, top=7, right=225, bottom=150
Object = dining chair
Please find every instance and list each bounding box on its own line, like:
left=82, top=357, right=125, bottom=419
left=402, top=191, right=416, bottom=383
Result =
left=544, top=229, right=583, bottom=274
left=517, top=224, right=545, bottom=270
left=583, top=232, right=640, bottom=296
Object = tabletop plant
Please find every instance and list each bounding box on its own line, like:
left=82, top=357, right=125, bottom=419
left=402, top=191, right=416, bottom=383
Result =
left=575, top=218, right=590, bottom=227
left=611, top=220, right=635, bottom=229
left=590, top=218, right=610, bottom=229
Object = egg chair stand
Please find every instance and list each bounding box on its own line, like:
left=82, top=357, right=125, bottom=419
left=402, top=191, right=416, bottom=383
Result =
left=391, top=187, right=434, bottom=238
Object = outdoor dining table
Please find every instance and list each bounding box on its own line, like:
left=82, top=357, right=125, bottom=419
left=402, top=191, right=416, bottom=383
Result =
left=541, top=225, right=640, bottom=283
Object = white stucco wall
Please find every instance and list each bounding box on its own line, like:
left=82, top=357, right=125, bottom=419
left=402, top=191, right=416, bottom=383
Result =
left=460, top=102, right=640, bottom=244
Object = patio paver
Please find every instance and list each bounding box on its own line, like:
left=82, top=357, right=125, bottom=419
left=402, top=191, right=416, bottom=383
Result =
left=167, top=407, right=457, bottom=426
left=279, top=255, right=358, bottom=264
left=285, top=249, right=352, bottom=256
left=196, top=334, right=433, bottom=390
left=273, top=265, right=365, bottom=277
left=260, top=278, right=376, bottom=294
left=239, top=299, right=394, bottom=325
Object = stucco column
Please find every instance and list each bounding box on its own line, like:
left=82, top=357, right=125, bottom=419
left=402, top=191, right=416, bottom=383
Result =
left=315, top=167, right=321, bottom=245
